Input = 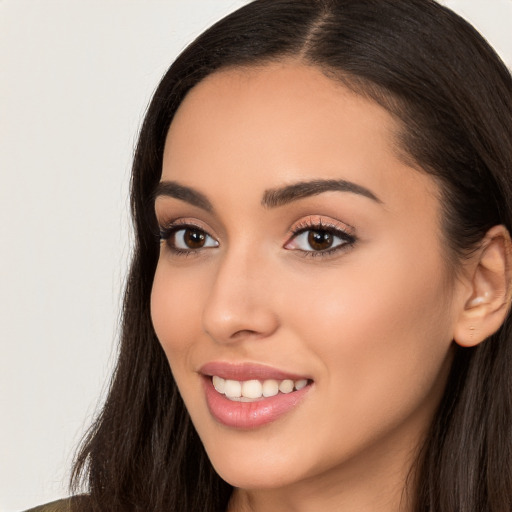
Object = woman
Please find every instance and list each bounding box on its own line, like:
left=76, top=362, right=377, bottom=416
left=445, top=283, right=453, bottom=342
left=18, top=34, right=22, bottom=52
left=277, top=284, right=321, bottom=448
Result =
left=30, top=0, right=512, bottom=510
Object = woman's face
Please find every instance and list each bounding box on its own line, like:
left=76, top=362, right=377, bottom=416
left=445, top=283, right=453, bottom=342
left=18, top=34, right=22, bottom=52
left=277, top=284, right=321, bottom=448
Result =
left=151, top=63, right=466, bottom=496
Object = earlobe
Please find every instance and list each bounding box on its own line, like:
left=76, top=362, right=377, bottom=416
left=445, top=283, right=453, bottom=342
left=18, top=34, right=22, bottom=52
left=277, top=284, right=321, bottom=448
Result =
left=453, top=225, right=512, bottom=348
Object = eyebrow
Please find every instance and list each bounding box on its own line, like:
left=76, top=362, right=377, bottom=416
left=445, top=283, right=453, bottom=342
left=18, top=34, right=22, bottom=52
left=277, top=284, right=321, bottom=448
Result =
left=153, top=177, right=381, bottom=212
left=153, top=181, right=213, bottom=212
left=261, top=179, right=381, bottom=208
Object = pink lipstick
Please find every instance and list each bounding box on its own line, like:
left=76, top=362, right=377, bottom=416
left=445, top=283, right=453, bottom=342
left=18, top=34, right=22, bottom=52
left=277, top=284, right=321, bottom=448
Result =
left=200, top=362, right=312, bottom=429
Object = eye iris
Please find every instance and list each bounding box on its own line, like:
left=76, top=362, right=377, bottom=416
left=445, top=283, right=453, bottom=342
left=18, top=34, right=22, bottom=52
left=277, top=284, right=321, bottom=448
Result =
left=308, top=230, right=333, bottom=251
left=184, top=229, right=206, bottom=249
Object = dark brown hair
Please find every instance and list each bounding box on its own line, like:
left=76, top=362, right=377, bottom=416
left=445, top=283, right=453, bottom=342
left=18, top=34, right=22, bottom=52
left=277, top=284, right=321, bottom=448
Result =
left=72, top=1, right=512, bottom=510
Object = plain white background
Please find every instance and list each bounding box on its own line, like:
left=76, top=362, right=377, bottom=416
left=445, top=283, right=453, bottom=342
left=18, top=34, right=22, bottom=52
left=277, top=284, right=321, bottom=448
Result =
left=1, top=1, right=511, bottom=510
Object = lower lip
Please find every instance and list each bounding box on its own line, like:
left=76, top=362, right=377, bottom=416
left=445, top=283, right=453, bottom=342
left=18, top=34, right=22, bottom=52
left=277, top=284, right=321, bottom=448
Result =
left=203, top=377, right=312, bottom=429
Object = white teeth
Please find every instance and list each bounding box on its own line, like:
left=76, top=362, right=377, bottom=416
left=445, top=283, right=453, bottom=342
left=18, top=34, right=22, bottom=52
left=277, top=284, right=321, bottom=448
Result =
left=295, top=379, right=308, bottom=390
left=224, top=379, right=242, bottom=398
left=279, top=379, right=294, bottom=394
left=212, top=375, right=225, bottom=393
left=241, top=379, right=263, bottom=399
left=262, top=379, right=279, bottom=397
left=211, top=376, right=309, bottom=400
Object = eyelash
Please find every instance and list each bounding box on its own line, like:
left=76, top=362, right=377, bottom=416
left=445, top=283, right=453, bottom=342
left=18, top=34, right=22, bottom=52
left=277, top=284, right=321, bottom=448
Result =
left=159, top=220, right=218, bottom=257
left=285, top=219, right=356, bottom=258
left=158, top=218, right=356, bottom=258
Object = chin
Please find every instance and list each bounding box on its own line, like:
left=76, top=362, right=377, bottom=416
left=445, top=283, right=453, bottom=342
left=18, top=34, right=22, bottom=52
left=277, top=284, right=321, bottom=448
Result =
left=211, top=458, right=303, bottom=490
left=201, top=430, right=330, bottom=493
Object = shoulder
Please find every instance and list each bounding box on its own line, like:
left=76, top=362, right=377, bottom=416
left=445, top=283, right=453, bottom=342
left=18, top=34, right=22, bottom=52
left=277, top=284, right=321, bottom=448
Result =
left=23, top=496, right=89, bottom=512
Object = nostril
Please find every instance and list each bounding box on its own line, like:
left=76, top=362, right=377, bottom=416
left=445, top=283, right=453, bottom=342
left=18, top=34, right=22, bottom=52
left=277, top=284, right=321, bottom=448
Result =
left=231, top=329, right=259, bottom=339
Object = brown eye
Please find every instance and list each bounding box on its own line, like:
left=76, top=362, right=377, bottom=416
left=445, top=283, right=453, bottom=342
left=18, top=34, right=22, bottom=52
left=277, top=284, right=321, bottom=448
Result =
left=183, top=228, right=207, bottom=249
left=284, top=224, right=355, bottom=255
left=160, top=225, right=219, bottom=252
left=307, top=230, right=333, bottom=251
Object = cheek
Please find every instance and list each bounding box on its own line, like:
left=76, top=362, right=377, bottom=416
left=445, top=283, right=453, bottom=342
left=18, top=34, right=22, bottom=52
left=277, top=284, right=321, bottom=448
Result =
left=283, top=244, right=455, bottom=430
left=150, top=262, right=206, bottom=366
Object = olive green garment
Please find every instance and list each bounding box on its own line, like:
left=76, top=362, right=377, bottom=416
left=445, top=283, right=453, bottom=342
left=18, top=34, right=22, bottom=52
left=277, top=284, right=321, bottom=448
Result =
left=23, top=497, right=86, bottom=512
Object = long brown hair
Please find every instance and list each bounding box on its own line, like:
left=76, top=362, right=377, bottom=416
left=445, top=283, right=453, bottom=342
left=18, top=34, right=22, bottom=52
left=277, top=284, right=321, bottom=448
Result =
left=72, top=1, right=512, bottom=510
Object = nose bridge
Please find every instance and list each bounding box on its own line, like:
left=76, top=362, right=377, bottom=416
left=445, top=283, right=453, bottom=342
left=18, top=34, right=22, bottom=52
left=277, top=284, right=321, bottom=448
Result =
left=202, top=243, right=279, bottom=343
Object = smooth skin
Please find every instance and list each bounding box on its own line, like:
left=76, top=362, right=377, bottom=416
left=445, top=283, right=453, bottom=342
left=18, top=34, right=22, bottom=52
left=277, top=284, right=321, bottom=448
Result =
left=150, top=62, right=511, bottom=512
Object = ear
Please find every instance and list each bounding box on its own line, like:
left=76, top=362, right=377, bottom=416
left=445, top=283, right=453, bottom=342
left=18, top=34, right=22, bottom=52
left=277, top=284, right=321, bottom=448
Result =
left=453, top=225, right=512, bottom=347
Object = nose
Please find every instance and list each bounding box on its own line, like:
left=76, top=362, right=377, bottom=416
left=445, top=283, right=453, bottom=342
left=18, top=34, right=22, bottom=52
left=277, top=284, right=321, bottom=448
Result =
left=202, top=249, right=280, bottom=344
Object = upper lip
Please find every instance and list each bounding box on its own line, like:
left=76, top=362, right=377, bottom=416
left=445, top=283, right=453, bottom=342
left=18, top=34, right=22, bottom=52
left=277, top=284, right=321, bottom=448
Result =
left=199, top=361, right=310, bottom=381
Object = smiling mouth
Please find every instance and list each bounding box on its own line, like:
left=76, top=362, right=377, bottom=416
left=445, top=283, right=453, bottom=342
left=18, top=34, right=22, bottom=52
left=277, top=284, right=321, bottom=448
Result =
left=201, top=365, right=313, bottom=428
left=211, top=376, right=310, bottom=401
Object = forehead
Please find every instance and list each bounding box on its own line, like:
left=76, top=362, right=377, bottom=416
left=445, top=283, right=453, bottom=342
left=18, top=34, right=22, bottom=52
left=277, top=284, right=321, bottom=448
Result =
left=161, top=62, right=438, bottom=215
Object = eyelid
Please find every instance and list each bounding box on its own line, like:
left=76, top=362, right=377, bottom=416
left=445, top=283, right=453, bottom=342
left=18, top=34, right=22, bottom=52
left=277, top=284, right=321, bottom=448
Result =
left=157, top=214, right=218, bottom=233
left=158, top=218, right=209, bottom=237
left=287, top=216, right=355, bottom=238
left=284, top=216, right=357, bottom=257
